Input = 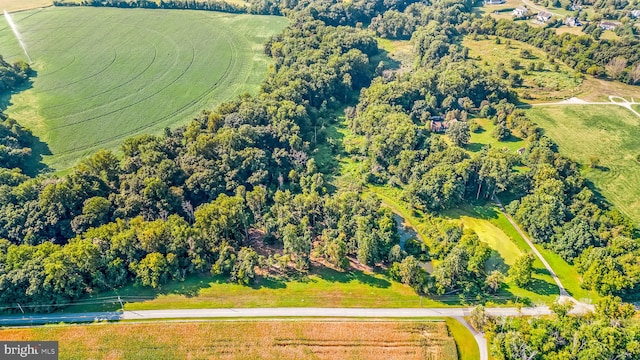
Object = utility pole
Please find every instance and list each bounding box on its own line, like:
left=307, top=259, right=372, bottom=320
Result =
left=118, top=296, right=124, bottom=312
left=17, top=303, right=24, bottom=314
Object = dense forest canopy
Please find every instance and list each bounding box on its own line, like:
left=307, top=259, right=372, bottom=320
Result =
left=0, top=0, right=639, bottom=334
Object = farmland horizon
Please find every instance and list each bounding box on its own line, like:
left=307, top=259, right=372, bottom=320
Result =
left=0, top=6, right=287, bottom=171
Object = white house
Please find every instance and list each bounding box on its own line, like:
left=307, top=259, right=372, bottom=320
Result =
left=599, top=21, right=620, bottom=30
left=513, top=7, right=529, bottom=18
left=631, top=10, right=640, bottom=18
left=536, top=11, right=552, bottom=22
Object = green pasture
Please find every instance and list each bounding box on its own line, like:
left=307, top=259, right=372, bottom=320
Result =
left=0, top=7, right=287, bottom=170
left=526, top=105, right=640, bottom=224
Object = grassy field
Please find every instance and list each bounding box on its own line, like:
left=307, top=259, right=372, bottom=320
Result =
left=0, top=320, right=458, bottom=360
left=0, top=7, right=287, bottom=170
left=576, top=77, right=640, bottom=102
left=526, top=105, right=640, bottom=224
left=0, top=0, right=52, bottom=12
left=59, top=266, right=463, bottom=313
left=468, top=118, right=526, bottom=153
left=633, top=104, right=640, bottom=112
left=446, top=318, right=480, bottom=360
left=463, top=36, right=582, bottom=102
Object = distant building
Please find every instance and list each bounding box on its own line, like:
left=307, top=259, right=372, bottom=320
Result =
left=536, top=11, right=553, bottom=22
left=517, top=147, right=526, bottom=155
left=484, top=0, right=506, bottom=4
left=599, top=21, right=620, bottom=30
left=513, top=7, right=529, bottom=18
left=429, top=117, right=454, bottom=133
left=564, top=17, right=581, bottom=27
left=631, top=10, right=640, bottom=19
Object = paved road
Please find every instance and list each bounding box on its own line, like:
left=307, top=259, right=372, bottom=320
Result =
left=0, top=307, right=559, bottom=327
left=454, top=316, right=488, bottom=360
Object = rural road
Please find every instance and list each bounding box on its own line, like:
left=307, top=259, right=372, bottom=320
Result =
left=0, top=307, right=560, bottom=326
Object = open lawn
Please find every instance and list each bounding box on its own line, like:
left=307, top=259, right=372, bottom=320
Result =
left=468, top=118, right=526, bottom=153
left=463, top=36, right=582, bottom=102
left=0, top=7, right=287, bottom=170
left=0, top=320, right=458, bottom=360
left=526, top=105, right=640, bottom=224
left=633, top=104, right=640, bottom=112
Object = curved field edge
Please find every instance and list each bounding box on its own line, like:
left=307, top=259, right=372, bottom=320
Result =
left=0, top=7, right=288, bottom=170
left=525, top=105, right=640, bottom=225
left=446, top=318, right=481, bottom=360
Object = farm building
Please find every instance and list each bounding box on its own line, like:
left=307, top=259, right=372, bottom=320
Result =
left=599, top=21, right=620, bottom=30
left=484, top=0, right=506, bottom=4
left=536, top=11, right=552, bottom=22
left=632, top=10, right=640, bottom=18
left=513, top=7, right=529, bottom=18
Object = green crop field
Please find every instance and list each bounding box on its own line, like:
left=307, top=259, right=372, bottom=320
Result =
left=0, top=7, right=287, bottom=170
left=527, top=105, right=640, bottom=224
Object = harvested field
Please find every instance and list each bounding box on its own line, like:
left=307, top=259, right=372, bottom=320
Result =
left=0, top=321, right=459, bottom=360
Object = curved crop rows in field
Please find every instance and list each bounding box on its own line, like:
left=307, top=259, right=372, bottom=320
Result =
left=0, top=7, right=287, bottom=169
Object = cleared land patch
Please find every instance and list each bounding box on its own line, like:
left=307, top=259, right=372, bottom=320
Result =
left=526, top=105, right=640, bottom=224
left=463, top=36, right=582, bottom=102
left=0, top=321, right=459, bottom=360
left=0, top=7, right=287, bottom=170
left=0, top=0, right=52, bottom=12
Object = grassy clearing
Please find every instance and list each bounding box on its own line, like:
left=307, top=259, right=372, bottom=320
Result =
left=367, top=185, right=560, bottom=305
left=376, top=38, right=414, bottom=73
left=576, top=77, right=640, bottom=102
left=446, top=318, right=480, bottom=360
left=463, top=35, right=582, bottom=102
left=633, top=104, right=640, bottom=112
left=555, top=26, right=584, bottom=36
left=61, top=266, right=460, bottom=313
left=468, top=118, right=526, bottom=153
left=0, top=0, right=52, bottom=12
left=526, top=105, right=640, bottom=224
left=443, top=204, right=560, bottom=305
left=0, top=7, right=287, bottom=170
left=0, top=320, right=458, bottom=360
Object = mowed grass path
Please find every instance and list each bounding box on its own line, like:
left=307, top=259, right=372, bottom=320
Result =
left=0, top=7, right=287, bottom=169
left=0, top=321, right=458, bottom=360
left=527, top=105, right=640, bottom=224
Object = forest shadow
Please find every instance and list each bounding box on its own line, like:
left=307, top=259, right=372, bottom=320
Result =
left=0, top=76, right=34, bottom=111
left=313, top=266, right=391, bottom=288
left=526, top=277, right=559, bottom=296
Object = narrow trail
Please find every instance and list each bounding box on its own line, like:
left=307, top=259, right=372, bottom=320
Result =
left=492, top=195, right=571, bottom=299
